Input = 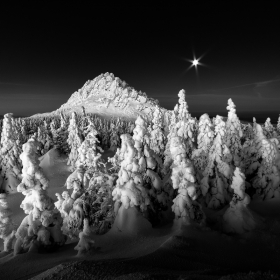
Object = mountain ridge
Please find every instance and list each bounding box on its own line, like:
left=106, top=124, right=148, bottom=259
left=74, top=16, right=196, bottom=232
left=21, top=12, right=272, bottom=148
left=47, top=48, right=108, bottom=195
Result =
left=31, top=72, right=168, bottom=122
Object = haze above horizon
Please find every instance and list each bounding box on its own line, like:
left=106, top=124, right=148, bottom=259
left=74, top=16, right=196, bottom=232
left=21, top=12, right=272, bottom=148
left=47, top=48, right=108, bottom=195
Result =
left=0, top=3, right=279, bottom=124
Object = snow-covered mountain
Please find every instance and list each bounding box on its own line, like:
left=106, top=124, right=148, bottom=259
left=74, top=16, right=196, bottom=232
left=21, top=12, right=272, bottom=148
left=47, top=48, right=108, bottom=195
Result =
left=32, top=72, right=167, bottom=121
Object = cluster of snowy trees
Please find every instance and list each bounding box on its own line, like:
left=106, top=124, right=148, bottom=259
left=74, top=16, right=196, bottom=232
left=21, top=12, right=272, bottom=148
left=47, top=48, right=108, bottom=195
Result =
left=59, top=91, right=280, bottom=254
left=1, top=89, right=280, bottom=256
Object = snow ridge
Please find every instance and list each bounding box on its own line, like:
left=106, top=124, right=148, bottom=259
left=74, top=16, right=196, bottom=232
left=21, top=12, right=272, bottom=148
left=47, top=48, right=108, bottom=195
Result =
left=58, top=72, right=161, bottom=119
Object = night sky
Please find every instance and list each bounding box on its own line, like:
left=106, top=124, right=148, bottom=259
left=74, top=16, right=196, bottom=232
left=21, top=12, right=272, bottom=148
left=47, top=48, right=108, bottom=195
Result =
left=0, top=3, right=280, bottom=123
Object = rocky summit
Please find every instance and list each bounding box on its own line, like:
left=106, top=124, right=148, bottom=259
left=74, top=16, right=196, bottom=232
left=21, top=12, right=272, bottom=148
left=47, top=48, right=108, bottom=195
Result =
left=32, top=72, right=167, bottom=121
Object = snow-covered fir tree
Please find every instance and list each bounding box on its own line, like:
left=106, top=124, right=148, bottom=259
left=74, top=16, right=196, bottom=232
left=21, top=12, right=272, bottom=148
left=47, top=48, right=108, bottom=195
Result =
left=201, top=115, right=233, bottom=209
left=149, top=105, right=166, bottom=156
left=192, top=113, right=214, bottom=176
left=242, top=123, right=254, bottom=142
left=250, top=123, right=280, bottom=200
left=0, top=193, right=16, bottom=255
left=112, top=134, right=150, bottom=228
left=50, top=113, right=69, bottom=155
left=18, top=118, right=28, bottom=145
left=14, top=139, right=66, bottom=254
left=133, top=115, right=150, bottom=153
left=263, top=117, right=275, bottom=138
left=67, top=112, right=83, bottom=171
left=74, top=218, right=95, bottom=256
left=277, top=114, right=280, bottom=134
left=56, top=118, right=106, bottom=239
left=76, top=118, right=104, bottom=173
left=224, top=99, right=243, bottom=167
left=109, top=123, right=120, bottom=152
left=223, top=167, right=264, bottom=234
left=170, top=136, right=204, bottom=226
left=0, top=113, right=22, bottom=193
left=36, top=124, right=53, bottom=155
left=175, top=89, right=196, bottom=157
left=79, top=172, right=116, bottom=235
left=162, top=110, right=178, bottom=175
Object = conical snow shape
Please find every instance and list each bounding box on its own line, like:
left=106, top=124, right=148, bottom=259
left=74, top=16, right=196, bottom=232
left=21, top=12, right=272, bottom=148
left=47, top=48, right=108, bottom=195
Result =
left=223, top=167, right=264, bottom=234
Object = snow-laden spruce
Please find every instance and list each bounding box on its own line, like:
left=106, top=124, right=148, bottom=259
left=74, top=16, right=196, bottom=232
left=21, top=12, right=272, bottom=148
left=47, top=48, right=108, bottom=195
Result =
left=277, top=114, right=280, bottom=134
left=250, top=122, right=280, bottom=200
left=224, top=99, right=243, bottom=166
left=76, top=118, right=104, bottom=172
left=175, top=89, right=196, bottom=157
left=50, top=113, right=69, bottom=155
left=14, top=139, right=66, bottom=254
left=74, top=218, right=95, bottom=256
left=192, top=113, right=214, bottom=175
left=36, top=122, right=53, bottom=155
left=112, top=134, right=150, bottom=213
left=263, top=117, right=275, bottom=139
left=132, top=116, right=168, bottom=215
left=201, top=115, right=233, bottom=209
left=56, top=117, right=107, bottom=239
left=0, top=113, right=22, bottom=193
left=170, top=135, right=204, bottom=226
left=0, top=193, right=16, bottom=256
left=163, top=110, right=177, bottom=175
left=149, top=105, right=166, bottom=156
left=109, top=122, right=120, bottom=152
left=67, top=112, right=83, bottom=171
left=223, top=167, right=264, bottom=234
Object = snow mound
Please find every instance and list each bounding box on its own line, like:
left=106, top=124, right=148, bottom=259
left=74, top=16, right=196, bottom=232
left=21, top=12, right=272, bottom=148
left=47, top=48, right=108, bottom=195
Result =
left=109, top=205, right=153, bottom=236
left=39, top=148, right=62, bottom=176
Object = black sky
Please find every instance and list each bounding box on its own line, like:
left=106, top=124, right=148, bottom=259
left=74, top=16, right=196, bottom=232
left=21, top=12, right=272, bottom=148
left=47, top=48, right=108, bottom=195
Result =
left=0, top=3, right=280, bottom=123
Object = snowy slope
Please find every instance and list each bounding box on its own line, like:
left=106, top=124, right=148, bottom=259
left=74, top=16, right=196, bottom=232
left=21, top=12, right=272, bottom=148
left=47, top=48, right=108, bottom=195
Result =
left=1, top=150, right=280, bottom=279
left=31, top=72, right=168, bottom=122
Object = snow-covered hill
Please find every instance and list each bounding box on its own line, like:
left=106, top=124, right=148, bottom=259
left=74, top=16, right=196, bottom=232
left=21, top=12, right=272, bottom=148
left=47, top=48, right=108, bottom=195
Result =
left=31, top=72, right=168, bottom=122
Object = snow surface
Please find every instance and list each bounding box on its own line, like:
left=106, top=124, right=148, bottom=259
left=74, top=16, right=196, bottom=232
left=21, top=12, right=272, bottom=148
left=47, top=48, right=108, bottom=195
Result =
left=0, top=149, right=280, bottom=279
left=1, top=86, right=280, bottom=279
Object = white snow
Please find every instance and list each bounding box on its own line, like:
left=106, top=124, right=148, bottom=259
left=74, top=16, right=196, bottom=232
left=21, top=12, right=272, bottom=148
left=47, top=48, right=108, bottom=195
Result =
left=1, top=82, right=280, bottom=279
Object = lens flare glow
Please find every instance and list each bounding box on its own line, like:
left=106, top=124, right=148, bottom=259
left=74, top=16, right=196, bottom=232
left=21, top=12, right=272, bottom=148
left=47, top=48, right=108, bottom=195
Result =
left=185, top=53, right=206, bottom=73
left=176, top=50, right=208, bottom=78
left=192, top=59, right=199, bottom=66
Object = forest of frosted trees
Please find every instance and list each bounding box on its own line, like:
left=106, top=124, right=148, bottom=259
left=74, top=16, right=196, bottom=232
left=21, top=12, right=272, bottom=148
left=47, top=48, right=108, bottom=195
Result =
left=1, top=88, right=280, bottom=256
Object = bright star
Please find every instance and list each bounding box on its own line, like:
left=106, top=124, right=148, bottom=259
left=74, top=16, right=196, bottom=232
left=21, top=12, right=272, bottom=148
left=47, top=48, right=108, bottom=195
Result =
left=175, top=50, right=208, bottom=79
left=192, top=59, right=199, bottom=67
left=182, top=53, right=207, bottom=75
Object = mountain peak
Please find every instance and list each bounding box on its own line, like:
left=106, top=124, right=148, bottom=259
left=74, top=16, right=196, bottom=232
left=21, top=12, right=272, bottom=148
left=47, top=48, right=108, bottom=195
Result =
left=54, top=72, right=163, bottom=120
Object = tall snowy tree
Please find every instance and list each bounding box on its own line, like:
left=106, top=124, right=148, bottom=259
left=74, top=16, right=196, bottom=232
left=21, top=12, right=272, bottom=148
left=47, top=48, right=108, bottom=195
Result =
left=0, top=113, right=22, bottom=193
left=112, top=134, right=150, bottom=216
left=109, top=123, right=120, bottom=152
left=175, top=89, right=196, bottom=157
left=0, top=193, right=16, bottom=255
left=14, top=139, right=65, bottom=254
left=170, top=135, right=204, bottom=226
left=201, top=116, right=233, bottom=209
left=50, top=113, right=69, bottom=155
left=223, top=167, right=264, bottom=234
left=149, top=106, right=166, bottom=156
left=37, top=124, right=53, bottom=155
left=224, top=99, right=243, bottom=167
left=162, top=110, right=178, bottom=175
left=263, top=117, right=275, bottom=139
left=132, top=115, right=149, bottom=154
left=67, top=112, right=83, bottom=171
left=192, top=113, right=214, bottom=175
left=277, top=114, right=280, bottom=134
left=250, top=123, right=280, bottom=200
left=56, top=118, right=106, bottom=239
left=76, top=118, right=104, bottom=175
